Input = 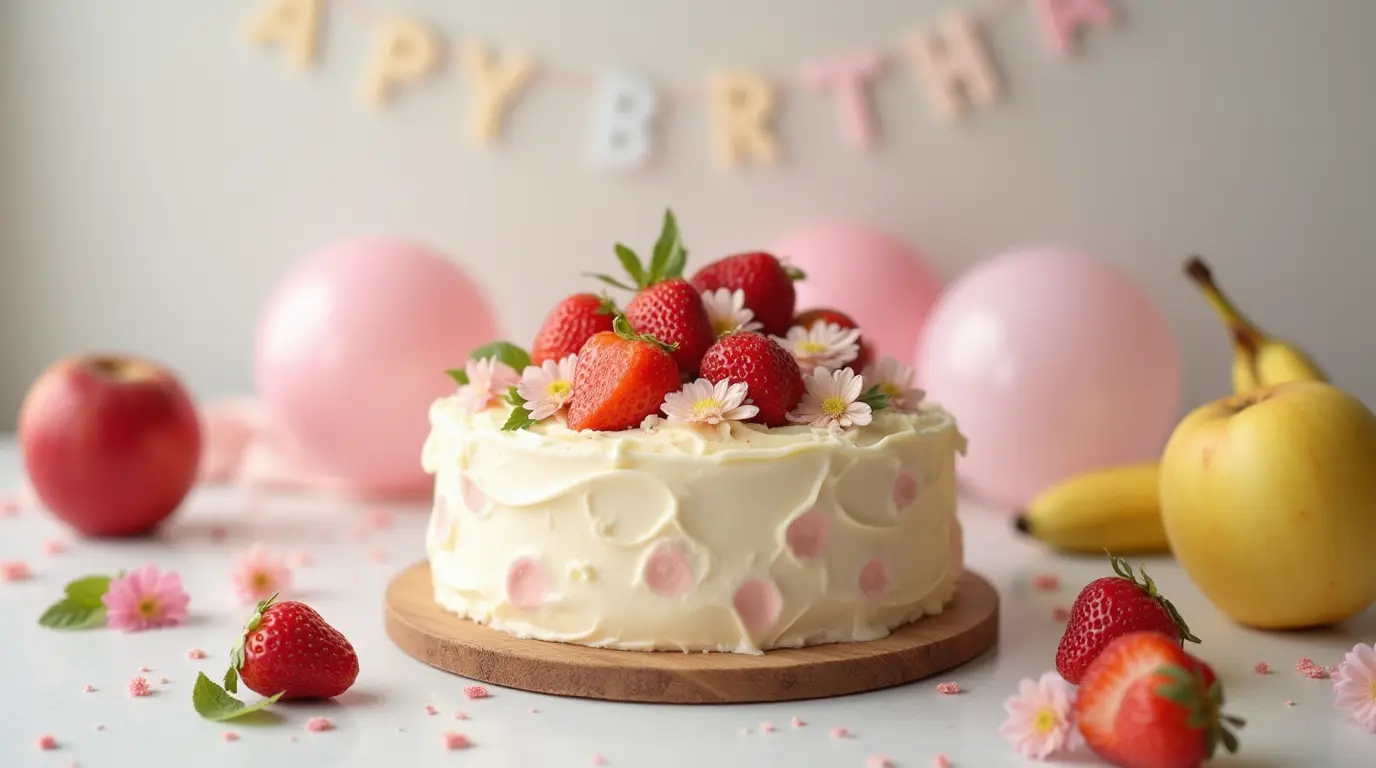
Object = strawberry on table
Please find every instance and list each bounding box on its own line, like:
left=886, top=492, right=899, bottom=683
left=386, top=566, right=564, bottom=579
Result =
left=224, top=595, right=359, bottom=701
left=793, top=308, right=872, bottom=371
left=691, top=251, right=802, bottom=337
left=591, top=210, right=715, bottom=375
left=1076, top=631, right=1244, bottom=768
left=699, top=331, right=805, bottom=428
left=1055, top=553, right=1200, bottom=685
left=531, top=293, right=617, bottom=365
left=566, top=316, right=682, bottom=432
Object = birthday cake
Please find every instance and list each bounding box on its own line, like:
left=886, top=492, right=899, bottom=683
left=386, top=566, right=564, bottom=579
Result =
left=421, top=212, right=966, bottom=654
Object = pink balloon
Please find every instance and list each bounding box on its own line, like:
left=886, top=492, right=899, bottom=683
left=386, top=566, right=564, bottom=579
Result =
left=772, top=220, right=942, bottom=366
left=254, top=238, right=498, bottom=497
left=916, top=247, right=1180, bottom=511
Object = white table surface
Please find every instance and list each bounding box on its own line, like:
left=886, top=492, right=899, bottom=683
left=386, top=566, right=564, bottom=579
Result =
left=1, top=437, right=1372, bottom=767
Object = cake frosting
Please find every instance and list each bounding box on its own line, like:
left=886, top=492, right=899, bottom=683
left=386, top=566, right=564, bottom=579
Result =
left=421, top=394, right=967, bottom=654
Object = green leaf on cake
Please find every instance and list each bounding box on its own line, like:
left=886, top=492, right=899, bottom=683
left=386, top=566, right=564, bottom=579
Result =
left=445, top=368, right=470, bottom=386
left=192, top=672, right=283, bottom=722
left=501, top=386, right=538, bottom=431
left=469, top=341, right=532, bottom=373
left=38, top=573, right=113, bottom=630
left=858, top=385, right=891, bottom=413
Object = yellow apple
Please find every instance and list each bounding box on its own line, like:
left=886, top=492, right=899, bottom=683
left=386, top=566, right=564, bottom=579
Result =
left=1159, top=380, right=1376, bottom=629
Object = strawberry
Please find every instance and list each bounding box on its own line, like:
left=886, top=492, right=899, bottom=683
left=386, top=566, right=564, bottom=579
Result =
left=531, top=293, right=617, bottom=365
left=793, top=308, right=871, bottom=371
left=1055, top=554, right=1200, bottom=685
left=591, top=210, right=714, bottom=374
left=224, top=595, right=359, bottom=701
left=566, top=316, right=681, bottom=431
left=1075, top=631, right=1244, bottom=768
left=691, top=251, right=802, bottom=337
left=699, top=331, right=805, bottom=427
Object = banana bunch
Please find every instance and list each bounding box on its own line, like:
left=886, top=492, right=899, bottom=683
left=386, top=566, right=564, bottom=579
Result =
left=1014, top=256, right=1327, bottom=555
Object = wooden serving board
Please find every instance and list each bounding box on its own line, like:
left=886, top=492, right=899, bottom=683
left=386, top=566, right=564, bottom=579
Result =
left=384, top=561, right=999, bottom=704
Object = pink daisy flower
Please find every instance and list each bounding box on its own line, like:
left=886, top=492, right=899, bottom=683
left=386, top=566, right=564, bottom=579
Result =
left=102, top=565, right=190, bottom=632
left=231, top=544, right=292, bottom=604
left=1332, top=642, right=1376, bottom=732
left=999, top=671, right=1075, bottom=761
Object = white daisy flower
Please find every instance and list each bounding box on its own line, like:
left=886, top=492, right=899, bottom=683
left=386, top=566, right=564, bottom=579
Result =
left=773, top=322, right=861, bottom=371
left=660, top=378, right=759, bottom=425
left=861, top=357, right=926, bottom=411
left=457, top=356, right=521, bottom=415
left=788, top=366, right=873, bottom=433
left=516, top=354, right=578, bottom=421
left=700, top=288, right=762, bottom=336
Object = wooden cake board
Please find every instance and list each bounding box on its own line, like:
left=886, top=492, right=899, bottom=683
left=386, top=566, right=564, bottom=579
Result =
left=384, top=561, right=999, bottom=704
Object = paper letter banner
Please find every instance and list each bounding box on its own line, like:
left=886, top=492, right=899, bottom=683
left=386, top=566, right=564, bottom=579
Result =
left=238, top=0, right=1134, bottom=173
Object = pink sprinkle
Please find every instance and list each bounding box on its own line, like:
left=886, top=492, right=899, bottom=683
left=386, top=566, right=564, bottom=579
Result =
left=867, top=757, right=893, bottom=768
left=935, top=681, right=960, bottom=695
left=289, top=550, right=314, bottom=567
left=128, top=677, right=152, bottom=697
left=933, top=756, right=952, bottom=768
left=529, top=707, right=538, bottom=714
left=0, top=496, right=20, bottom=516
left=1032, top=573, right=1060, bottom=591
left=1, top=561, right=31, bottom=581
left=1254, top=661, right=1271, bottom=675
left=160, top=677, right=170, bottom=685
left=442, top=732, right=472, bottom=750
left=369, top=547, right=388, bottom=563
left=759, top=721, right=775, bottom=733
left=1285, top=699, right=1296, bottom=706
left=365, top=507, right=394, bottom=529
left=790, top=716, right=805, bottom=728
left=209, top=525, right=229, bottom=542
left=830, top=727, right=850, bottom=739
left=305, top=717, right=333, bottom=732
left=187, top=648, right=208, bottom=660
left=464, top=685, right=489, bottom=699
left=36, top=734, right=58, bottom=750
left=1051, top=606, right=1071, bottom=621
left=138, top=666, right=151, bottom=672
left=41, top=539, right=68, bottom=556
left=83, top=684, right=96, bottom=693
left=221, top=731, right=240, bottom=742
left=424, top=704, right=438, bottom=716
left=592, top=755, right=608, bottom=767
left=455, top=711, right=469, bottom=720
left=1296, top=657, right=1330, bottom=679
left=95, top=725, right=105, bottom=732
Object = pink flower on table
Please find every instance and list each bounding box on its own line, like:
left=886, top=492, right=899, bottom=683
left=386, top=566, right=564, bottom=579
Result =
left=231, top=544, right=292, bottom=605
left=516, top=355, right=578, bottom=421
left=102, top=565, right=189, bottom=631
left=1333, top=642, right=1376, bottom=732
left=999, top=671, right=1076, bottom=761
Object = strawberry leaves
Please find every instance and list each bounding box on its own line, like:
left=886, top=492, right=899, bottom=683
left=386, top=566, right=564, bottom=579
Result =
left=193, top=672, right=283, bottom=722
left=593, top=209, right=688, bottom=291
left=447, top=342, right=534, bottom=385
left=226, top=593, right=278, bottom=694
left=1107, top=551, right=1200, bottom=644
left=858, top=385, right=891, bottom=413
left=37, top=574, right=114, bottom=630
left=612, top=314, right=678, bottom=353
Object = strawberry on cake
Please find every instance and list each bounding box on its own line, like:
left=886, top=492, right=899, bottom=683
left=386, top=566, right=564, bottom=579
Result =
left=422, top=211, right=967, bottom=654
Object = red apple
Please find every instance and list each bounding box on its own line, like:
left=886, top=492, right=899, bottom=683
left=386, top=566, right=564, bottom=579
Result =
left=18, top=354, right=202, bottom=537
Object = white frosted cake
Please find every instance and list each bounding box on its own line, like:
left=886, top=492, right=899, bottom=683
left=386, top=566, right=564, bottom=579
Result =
left=422, top=211, right=966, bottom=654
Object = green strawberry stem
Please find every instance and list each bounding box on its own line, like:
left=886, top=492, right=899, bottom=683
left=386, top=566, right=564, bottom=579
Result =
left=612, top=314, right=679, bottom=353
left=589, top=209, right=688, bottom=291
left=781, top=261, right=807, bottom=281
left=225, top=592, right=280, bottom=694
left=1106, top=552, right=1201, bottom=645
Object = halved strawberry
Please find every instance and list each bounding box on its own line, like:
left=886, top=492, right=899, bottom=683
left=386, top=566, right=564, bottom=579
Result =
left=591, top=211, right=714, bottom=374
left=566, top=317, right=681, bottom=432
left=691, top=252, right=801, bottom=337
left=793, top=308, right=871, bottom=371
left=531, top=293, right=617, bottom=365
left=699, top=331, right=804, bottom=427
left=1076, top=632, right=1244, bottom=768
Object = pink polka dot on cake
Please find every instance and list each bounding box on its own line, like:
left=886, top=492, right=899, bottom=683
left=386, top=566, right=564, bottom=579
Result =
left=732, top=579, right=782, bottom=635
left=642, top=542, right=694, bottom=597
left=506, top=557, right=550, bottom=610
left=462, top=476, right=489, bottom=516
left=785, top=509, right=830, bottom=559
left=859, top=558, right=888, bottom=598
left=892, top=472, right=919, bottom=508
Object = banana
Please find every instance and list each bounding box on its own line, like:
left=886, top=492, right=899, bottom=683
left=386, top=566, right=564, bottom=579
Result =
left=1183, top=257, right=1326, bottom=394
left=1014, top=462, right=1170, bottom=555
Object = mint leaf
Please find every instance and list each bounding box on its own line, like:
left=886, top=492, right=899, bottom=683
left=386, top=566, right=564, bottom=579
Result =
left=470, top=341, right=531, bottom=372
left=38, top=599, right=106, bottom=630
left=192, top=672, right=282, bottom=722
left=649, top=209, right=685, bottom=282
left=64, top=575, right=112, bottom=607
left=614, top=244, right=647, bottom=289
left=445, top=368, right=470, bottom=386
